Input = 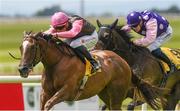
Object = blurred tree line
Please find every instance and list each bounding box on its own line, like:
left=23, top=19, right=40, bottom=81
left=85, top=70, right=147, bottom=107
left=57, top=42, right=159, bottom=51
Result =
left=34, top=5, right=73, bottom=16
left=34, top=4, right=180, bottom=17
left=0, top=4, right=180, bottom=17
left=34, top=5, right=61, bottom=16
left=151, top=5, right=180, bottom=14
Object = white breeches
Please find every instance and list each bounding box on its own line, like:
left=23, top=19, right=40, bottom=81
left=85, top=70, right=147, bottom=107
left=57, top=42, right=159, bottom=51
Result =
left=69, top=31, right=98, bottom=51
left=147, top=26, right=173, bottom=52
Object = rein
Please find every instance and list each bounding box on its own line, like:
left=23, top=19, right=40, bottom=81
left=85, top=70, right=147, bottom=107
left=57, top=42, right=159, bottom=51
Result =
left=8, top=52, right=21, bottom=60
left=104, top=26, right=158, bottom=61
left=99, top=26, right=161, bottom=76
left=53, top=38, right=75, bottom=57
left=23, top=33, right=76, bottom=69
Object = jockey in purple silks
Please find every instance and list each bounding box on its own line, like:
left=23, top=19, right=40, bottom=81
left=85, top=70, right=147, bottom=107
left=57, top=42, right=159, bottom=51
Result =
left=122, top=10, right=177, bottom=73
left=44, top=12, right=100, bottom=72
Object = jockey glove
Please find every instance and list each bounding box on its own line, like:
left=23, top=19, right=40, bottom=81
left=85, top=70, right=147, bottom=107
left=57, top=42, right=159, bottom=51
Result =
left=43, top=34, right=53, bottom=41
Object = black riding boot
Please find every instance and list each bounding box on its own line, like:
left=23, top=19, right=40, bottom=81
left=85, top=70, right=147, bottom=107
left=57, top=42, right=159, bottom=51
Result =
left=75, top=46, right=100, bottom=73
left=151, top=48, right=177, bottom=74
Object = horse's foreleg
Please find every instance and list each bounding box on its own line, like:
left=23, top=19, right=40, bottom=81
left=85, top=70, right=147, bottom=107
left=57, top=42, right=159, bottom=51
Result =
left=163, top=82, right=180, bottom=110
left=98, top=88, right=110, bottom=110
left=108, top=86, right=127, bottom=110
left=40, top=89, right=51, bottom=110
left=164, top=96, right=178, bottom=110
left=44, top=85, right=69, bottom=110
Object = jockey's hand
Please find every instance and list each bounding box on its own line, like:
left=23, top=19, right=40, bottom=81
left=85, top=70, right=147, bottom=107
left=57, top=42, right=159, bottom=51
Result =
left=121, top=25, right=131, bottom=32
left=133, top=40, right=141, bottom=46
left=51, top=35, right=59, bottom=41
left=133, top=39, right=145, bottom=47
left=43, top=33, right=53, bottom=41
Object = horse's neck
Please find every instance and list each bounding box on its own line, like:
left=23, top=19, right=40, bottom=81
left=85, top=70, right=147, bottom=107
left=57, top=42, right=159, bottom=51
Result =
left=114, top=29, right=153, bottom=66
left=113, top=33, right=138, bottom=65
left=41, top=45, right=85, bottom=86
left=113, top=31, right=129, bottom=49
left=116, top=43, right=151, bottom=66
left=40, top=43, right=63, bottom=67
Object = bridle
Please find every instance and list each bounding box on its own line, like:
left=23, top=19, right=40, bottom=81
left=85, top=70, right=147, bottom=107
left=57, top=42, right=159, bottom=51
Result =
left=21, top=35, right=43, bottom=69
left=99, top=26, right=128, bottom=53
left=99, top=26, right=114, bottom=50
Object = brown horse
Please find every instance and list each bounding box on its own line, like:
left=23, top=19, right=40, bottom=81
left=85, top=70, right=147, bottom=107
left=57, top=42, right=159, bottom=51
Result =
left=95, top=19, right=180, bottom=110
left=18, top=31, right=165, bottom=110
left=18, top=31, right=132, bottom=110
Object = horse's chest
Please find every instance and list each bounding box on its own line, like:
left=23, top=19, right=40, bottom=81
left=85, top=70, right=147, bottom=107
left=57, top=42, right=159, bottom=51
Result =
left=42, top=80, right=54, bottom=93
left=42, top=76, right=56, bottom=94
left=42, top=75, right=64, bottom=93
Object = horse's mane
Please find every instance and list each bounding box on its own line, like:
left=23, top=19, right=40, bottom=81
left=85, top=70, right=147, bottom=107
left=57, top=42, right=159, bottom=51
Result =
left=43, top=35, right=87, bottom=63
left=114, top=26, right=133, bottom=44
left=113, top=25, right=150, bottom=53
left=28, top=31, right=76, bottom=57
left=49, top=38, right=76, bottom=57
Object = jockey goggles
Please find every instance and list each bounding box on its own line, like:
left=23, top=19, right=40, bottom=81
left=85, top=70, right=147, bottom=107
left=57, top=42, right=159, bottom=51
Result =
left=53, top=24, right=66, bottom=30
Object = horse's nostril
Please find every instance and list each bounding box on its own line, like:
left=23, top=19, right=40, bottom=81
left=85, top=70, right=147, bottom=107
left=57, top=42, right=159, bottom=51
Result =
left=18, top=66, right=28, bottom=72
left=18, top=66, right=29, bottom=78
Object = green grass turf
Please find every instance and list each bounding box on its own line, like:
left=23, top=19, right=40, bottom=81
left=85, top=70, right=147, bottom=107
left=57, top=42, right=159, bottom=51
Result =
left=0, top=17, right=179, bottom=74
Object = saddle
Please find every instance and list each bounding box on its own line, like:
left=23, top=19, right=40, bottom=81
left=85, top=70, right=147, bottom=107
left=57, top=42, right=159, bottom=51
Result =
left=159, top=47, right=180, bottom=74
left=74, top=50, right=101, bottom=89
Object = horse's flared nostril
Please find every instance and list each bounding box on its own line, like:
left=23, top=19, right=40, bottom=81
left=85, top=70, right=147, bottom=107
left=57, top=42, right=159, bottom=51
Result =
left=18, top=66, right=29, bottom=78
left=18, top=66, right=28, bottom=73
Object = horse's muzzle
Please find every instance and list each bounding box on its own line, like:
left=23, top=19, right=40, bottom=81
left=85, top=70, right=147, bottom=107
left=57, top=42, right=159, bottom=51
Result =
left=18, top=66, right=31, bottom=78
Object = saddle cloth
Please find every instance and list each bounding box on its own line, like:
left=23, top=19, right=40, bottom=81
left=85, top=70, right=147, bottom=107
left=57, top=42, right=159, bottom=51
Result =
left=160, top=47, right=180, bottom=73
left=80, top=56, right=101, bottom=89
left=85, top=55, right=101, bottom=76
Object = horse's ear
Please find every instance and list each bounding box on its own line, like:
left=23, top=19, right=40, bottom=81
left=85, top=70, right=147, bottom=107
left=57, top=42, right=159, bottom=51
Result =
left=96, top=19, right=102, bottom=27
left=23, top=31, right=28, bottom=38
left=110, top=19, right=118, bottom=29
left=23, top=31, right=27, bottom=35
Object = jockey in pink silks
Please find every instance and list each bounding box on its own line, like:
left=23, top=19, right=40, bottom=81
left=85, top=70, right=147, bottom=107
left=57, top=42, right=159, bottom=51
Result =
left=122, top=10, right=177, bottom=73
left=44, top=12, right=100, bottom=72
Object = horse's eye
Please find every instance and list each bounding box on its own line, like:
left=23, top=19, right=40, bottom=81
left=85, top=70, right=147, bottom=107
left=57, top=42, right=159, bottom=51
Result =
left=103, top=32, right=109, bottom=38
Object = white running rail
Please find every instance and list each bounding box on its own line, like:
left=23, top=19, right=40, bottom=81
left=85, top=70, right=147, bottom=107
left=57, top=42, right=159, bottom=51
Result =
left=0, top=75, right=41, bottom=83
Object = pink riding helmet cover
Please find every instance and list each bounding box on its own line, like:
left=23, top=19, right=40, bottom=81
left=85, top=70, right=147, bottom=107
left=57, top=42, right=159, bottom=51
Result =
left=51, top=12, right=69, bottom=27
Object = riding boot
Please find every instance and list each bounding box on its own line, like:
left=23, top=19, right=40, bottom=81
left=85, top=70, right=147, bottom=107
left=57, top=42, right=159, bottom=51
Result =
left=151, top=48, right=177, bottom=74
left=75, top=46, right=100, bottom=73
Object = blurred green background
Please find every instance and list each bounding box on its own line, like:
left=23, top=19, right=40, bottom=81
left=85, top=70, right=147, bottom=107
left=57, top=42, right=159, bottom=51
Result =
left=0, top=17, right=180, bottom=75
left=1, top=1, right=180, bottom=110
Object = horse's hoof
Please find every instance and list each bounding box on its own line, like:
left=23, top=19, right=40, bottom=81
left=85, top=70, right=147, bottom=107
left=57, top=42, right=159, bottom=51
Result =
left=44, top=104, right=50, bottom=110
left=127, top=104, right=135, bottom=110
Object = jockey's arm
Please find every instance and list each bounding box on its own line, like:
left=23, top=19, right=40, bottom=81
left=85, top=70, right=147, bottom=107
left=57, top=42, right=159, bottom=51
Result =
left=52, top=20, right=83, bottom=39
left=121, top=25, right=131, bottom=32
left=43, top=27, right=56, bottom=34
left=134, top=18, right=157, bottom=47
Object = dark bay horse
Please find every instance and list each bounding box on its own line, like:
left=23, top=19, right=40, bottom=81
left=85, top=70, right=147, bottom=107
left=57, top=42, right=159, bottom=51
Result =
left=18, top=31, right=132, bottom=110
left=95, top=19, right=180, bottom=110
